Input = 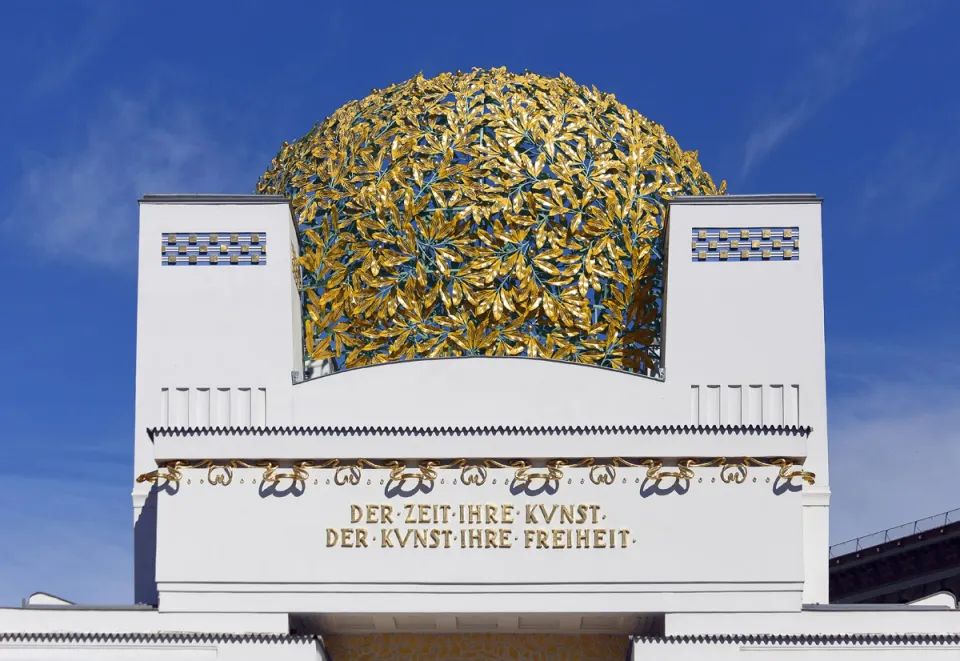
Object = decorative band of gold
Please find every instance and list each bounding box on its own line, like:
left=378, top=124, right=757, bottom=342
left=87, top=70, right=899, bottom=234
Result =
left=136, top=457, right=814, bottom=488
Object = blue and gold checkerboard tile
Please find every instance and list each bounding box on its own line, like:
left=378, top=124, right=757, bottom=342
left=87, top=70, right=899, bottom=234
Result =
left=160, top=232, right=267, bottom=266
left=691, top=227, right=799, bottom=262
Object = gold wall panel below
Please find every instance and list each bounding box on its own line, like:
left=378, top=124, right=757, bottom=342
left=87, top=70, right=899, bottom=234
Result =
left=323, top=633, right=629, bottom=661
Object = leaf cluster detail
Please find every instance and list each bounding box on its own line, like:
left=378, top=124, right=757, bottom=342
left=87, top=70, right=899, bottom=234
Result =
left=257, top=68, right=725, bottom=375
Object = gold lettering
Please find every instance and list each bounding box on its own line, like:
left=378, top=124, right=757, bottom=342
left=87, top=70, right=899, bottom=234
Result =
left=525, top=504, right=538, bottom=524
left=397, top=530, right=419, bottom=549
left=484, top=528, right=499, bottom=548
left=467, top=528, right=482, bottom=548
left=341, top=504, right=627, bottom=553
left=593, top=529, right=606, bottom=548
left=415, top=529, right=428, bottom=547
left=576, top=529, right=589, bottom=548
left=536, top=530, right=549, bottom=549
left=551, top=529, right=565, bottom=548
left=341, top=528, right=354, bottom=548
left=326, top=528, right=338, bottom=547
left=576, top=505, right=589, bottom=524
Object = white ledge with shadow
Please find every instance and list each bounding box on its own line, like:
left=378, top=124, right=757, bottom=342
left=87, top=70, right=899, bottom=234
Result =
left=151, top=428, right=809, bottom=463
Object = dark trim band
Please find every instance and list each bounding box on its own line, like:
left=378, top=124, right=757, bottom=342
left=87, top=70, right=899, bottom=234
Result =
left=139, top=194, right=289, bottom=204
left=636, top=633, right=960, bottom=645
left=148, top=424, right=813, bottom=439
left=0, top=632, right=315, bottom=644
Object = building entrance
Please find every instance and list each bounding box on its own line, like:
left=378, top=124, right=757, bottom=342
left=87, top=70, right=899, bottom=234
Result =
left=322, top=633, right=630, bottom=661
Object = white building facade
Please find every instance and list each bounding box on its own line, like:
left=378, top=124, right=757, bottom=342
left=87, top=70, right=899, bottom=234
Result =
left=2, top=193, right=958, bottom=660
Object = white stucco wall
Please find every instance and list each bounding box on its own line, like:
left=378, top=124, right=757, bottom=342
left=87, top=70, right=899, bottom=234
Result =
left=633, top=638, right=960, bottom=660
left=134, top=196, right=302, bottom=479
left=131, top=194, right=831, bottom=622
left=154, top=462, right=803, bottom=616
left=665, top=607, right=960, bottom=636
left=0, top=608, right=320, bottom=661
left=133, top=196, right=302, bottom=604
left=134, top=197, right=829, bottom=611
left=0, top=637, right=322, bottom=661
left=133, top=196, right=826, bottom=436
left=666, top=195, right=830, bottom=605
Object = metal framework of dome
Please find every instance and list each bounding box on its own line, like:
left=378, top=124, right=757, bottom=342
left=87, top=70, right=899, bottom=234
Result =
left=257, top=67, right=725, bottom=376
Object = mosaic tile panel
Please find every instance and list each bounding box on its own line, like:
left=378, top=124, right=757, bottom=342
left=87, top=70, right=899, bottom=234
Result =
left=323, top=633, right=629, bottom=661
left=691, top=227, right=799, bottom=262
left=161, top=232, right=267, bottom=266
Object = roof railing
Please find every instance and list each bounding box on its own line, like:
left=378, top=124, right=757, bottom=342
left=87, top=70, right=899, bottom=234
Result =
left=829, top=507, right=960, bottom=559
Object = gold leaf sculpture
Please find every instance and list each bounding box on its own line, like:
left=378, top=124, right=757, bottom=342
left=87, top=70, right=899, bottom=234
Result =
left=257, top=67, right=725, bottom=376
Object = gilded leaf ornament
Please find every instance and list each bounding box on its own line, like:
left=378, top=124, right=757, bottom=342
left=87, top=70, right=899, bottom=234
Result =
left=257, top=68, right=725, bottom=376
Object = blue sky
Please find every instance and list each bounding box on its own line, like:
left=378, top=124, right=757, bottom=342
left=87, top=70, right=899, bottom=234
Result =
left=1, top=0, right=958, bottom=606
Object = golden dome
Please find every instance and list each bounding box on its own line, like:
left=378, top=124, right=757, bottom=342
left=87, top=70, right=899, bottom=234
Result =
left=257, top=68, right=725, bottom=376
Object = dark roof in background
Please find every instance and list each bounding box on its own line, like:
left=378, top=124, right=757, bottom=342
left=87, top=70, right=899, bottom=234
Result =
left=830, top=508, right=960, bottom=604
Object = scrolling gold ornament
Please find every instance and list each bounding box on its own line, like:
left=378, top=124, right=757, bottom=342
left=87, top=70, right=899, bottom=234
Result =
left=137, top=456, right=813, bottom=489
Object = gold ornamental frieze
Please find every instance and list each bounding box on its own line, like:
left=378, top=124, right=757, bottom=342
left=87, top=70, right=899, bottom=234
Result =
left=137, top=456, right=814, bottom=489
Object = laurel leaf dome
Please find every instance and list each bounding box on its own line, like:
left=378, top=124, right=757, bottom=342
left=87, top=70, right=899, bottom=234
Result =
left=257, top=67, right=725, bottom=376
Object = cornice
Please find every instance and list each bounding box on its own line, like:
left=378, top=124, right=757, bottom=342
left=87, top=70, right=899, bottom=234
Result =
left=138, top=194, right=288, bottom=205
left=0, top=632, right=314, bottom=644
left=148, top=424, right=813, bottom=439
left=669, top=193, right=822, bottom=205
left=638, top=633, right=960, bottom=645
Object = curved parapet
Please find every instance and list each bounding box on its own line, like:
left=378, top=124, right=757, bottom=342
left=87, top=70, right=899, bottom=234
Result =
left=292, top=355, right=673, bottom=428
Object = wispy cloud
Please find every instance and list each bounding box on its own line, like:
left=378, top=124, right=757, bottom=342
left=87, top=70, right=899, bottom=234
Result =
left=851, top=120, right=960, bottom=290
left=828, top=339, right=960, bottom=544
left=3, top=91, right=255, bottom=268
left=28, top=2, right=118, bottom=97
left=858, top=129, right=960, bottom=223
left=0, top=474, right=131, bottom=606
left=741, top=0, right=940, bottom=176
